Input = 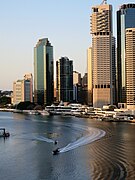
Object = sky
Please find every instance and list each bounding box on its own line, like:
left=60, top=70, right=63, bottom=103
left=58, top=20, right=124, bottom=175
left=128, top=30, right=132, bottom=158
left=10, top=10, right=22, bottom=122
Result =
left=0, top=0, right=134, bottom=90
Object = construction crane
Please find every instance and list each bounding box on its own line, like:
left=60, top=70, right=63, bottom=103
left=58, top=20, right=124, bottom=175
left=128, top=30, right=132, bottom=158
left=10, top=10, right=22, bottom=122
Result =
left=101, top=0, right=107, bottom=5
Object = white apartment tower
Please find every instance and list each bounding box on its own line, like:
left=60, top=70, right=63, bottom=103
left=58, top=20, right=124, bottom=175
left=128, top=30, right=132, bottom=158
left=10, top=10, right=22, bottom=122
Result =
left=91, top=2, right=116, bottom=108
left=13, top=80, right=24, bottom=105
left=13, top=73, right=33, bottom=104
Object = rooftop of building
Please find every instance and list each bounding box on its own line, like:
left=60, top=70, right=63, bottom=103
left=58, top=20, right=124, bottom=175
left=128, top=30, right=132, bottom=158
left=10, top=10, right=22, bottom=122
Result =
left=35, top=38, right=52, bottom=47
left=119, top=4, right=135, bottom=10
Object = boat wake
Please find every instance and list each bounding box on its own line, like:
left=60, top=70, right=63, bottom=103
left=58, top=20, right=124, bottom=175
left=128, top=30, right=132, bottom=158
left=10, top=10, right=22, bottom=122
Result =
left=59, top=126, right=106, bottom=153
left=16, top=134, right=55, bottom=144
left=34, top=135, right=55, bottom=143
left=16, top=122, right=106, bottom=153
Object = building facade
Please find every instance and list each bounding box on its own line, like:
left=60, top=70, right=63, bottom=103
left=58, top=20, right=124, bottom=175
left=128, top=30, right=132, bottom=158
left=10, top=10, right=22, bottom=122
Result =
left=87, top=47, right=93, bottom=106
left=126, top=28, right=135, bottom=109
left=73, top=71, right=82, bottom=102
left=91, top=3, right=116, bottom=108
left=56, top=57, right=73, bottom=103
left=73, top=71, right=81, bottom=85
left=13, top=80, right=24, bottom=105
left=117, top=4, right=135, bottom=104
left=13, top=73, right=33, bottom=104
left=82, top=73, right=88, bottom=104
left=34, top=38, right=54, bottom=105
left=24, top=73, right=33, bottom=102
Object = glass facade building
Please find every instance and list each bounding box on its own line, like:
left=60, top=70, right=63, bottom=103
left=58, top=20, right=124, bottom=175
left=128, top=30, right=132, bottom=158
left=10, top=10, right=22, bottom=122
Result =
left=117, top=4, right=135, bottom=103
left=56, top=57, right=73, bottom=103
left=34, top=38, right=54, bottom=105
left=24, top=73, right=33, bottom=102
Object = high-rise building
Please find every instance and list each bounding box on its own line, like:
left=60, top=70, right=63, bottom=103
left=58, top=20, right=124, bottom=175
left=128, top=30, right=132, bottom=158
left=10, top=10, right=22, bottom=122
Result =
left=125, top=28, right=135, bottom=110
left=91, top=2, right=116, bottom=108
left=34, top=38, right=54, bottom=105
left=13, top=80, right=24, bottom=105
left=82, top=73, right=87, bottom=87
left=56, top=57, right=73, bottom=103
left=73, top=71, right=81, bottom=85
left=73, top=71, right=82, bottom=103
left=24, top=73, right=33, bottom=102
left=112, top=37, right=117, bottom=105
left=87, top=47, right=93, bottom=106
left=82, top=73, right=88, bottom=104
left=53, top=80, right=57, bottom=102
left=117, top=4, right=135, bottom=104
left=13, top=73, right=33, bottom=104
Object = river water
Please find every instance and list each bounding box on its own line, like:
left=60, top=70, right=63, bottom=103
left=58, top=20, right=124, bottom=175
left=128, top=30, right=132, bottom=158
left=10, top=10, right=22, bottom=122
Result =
left=0, top=112, right=135, bottom=180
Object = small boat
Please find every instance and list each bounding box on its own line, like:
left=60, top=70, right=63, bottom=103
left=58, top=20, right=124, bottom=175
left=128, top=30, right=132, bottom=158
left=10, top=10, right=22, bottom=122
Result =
left=54, top=140, right=58, bottom=145
left=0, top=128, right=10, bottom=138
left=29, top=110, right=40, bottom=115
left=52, top=148, right=59, bottom=155
left=40, top=110, right=49, bottom=116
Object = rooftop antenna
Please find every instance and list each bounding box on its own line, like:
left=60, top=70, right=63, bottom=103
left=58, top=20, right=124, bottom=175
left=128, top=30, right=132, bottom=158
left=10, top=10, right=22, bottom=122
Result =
left=101, top=0, right=107, bottom=5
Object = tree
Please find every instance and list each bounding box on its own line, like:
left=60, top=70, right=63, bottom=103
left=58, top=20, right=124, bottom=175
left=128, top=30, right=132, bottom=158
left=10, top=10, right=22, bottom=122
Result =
left=16, top=101, right=36, bottom=110
left=0, top=96, right=11, bottom=107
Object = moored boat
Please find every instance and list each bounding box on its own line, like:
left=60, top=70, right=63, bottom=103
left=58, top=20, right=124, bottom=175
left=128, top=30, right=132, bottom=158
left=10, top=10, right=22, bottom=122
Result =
left=0, top=128, right=10, bottom=138
left=46, top=103, right=83, bottom=116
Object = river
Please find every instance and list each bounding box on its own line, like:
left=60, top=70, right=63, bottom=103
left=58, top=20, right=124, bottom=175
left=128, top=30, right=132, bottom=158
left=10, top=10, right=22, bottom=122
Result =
left=0, top=112, right=135, bottom=180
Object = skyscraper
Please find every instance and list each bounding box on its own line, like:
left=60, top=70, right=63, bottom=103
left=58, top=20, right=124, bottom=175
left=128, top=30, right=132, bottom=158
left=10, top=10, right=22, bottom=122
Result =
left=87, top=47, right=93, bottom=106
left=91, top=2, right=116, bottom=108
left=56, top=57, right=73, bottom=103
left=34, top=38, right=54, bottom=105
left=117, top=4, right=135, bottom=105
left=125, top=28, right=135, bottom=110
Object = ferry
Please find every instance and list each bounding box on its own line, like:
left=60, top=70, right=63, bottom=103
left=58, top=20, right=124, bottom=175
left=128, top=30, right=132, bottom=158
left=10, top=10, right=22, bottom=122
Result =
left=45, top=103, right=83, bottom=116
left=113, top=113, right=134, bottom=121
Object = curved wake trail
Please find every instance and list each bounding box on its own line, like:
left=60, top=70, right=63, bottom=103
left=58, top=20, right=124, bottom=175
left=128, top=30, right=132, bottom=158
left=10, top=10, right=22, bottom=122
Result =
left=59, top=126, right=106, bottom=153
left=16, top=121, right=106, bottom=152
left=16, top=134, right=55, bottom=144
left=34, top=136, right=55, bottom=143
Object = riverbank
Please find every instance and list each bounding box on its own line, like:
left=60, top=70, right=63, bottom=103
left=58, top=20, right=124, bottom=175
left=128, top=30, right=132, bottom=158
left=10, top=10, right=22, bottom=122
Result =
left=0, top=108, right=14, bottom=112
left=74, top=113, right=135, bottom=123
left=0, top=108, right=49, bottom=115
left=1, top=107, right=135, bottom=123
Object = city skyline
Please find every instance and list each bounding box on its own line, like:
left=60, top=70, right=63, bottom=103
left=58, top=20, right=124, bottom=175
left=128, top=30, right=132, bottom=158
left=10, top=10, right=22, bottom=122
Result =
left=0, top=0, right=134, bottom=90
